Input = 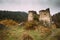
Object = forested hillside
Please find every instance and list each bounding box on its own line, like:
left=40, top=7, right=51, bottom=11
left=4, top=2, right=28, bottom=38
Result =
left=52, top=12, right=60, bottom=28
left=0, top=10, right=28, bottom=22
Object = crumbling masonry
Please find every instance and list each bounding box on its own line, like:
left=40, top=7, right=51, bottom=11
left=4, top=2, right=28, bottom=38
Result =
left=28, top=8, right=52, bottom=27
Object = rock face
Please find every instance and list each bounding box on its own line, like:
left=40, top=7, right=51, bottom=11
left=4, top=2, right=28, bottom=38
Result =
left=28, top=11, right=37, bottom=21
left=39, top=8, right=52, bottom=27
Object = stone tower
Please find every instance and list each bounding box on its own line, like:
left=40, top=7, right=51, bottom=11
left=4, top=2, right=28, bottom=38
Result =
left=39, top=8, right=52, bottom=27
left=28, top=11, right=37, bottom=21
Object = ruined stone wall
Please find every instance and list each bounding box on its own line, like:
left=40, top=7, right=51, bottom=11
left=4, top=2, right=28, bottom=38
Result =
left=39, top=8, right=52, bottom=27
left=28, top=8, right=52, bottom=27
left=28, top=11, right=37, bottom=21
left=28, top=11, right=34, bottom=21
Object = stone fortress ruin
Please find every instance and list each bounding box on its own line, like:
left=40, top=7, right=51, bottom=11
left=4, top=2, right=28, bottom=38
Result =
left=28, top=8, right=52, bottom=27
left=28, top=11, right=38, bottom=21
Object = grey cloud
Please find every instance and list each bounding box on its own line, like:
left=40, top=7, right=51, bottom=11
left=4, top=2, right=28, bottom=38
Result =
left=0, top=0, right=3, bottom=3
left=47, top=0, right=60, bottom=8
left=38, top=0, right=60, bottom=7
left=0, top=0, right=60, bottom=15
left=0, top=0, right=21, bottom=4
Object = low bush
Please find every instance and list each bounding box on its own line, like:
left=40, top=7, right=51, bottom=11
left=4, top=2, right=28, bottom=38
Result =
left=21, top=32, right=33, bottom=40
left=24, top=21, right=39, bottom=30
left=0, top=19, right=18, bottom=26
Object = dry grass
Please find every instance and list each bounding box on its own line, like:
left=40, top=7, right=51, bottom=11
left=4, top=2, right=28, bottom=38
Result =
left=0, top=24, right=59, bottom=40
left=21, top=32, right=34, bottom=40
left=0, top=20, right=59, bottom=40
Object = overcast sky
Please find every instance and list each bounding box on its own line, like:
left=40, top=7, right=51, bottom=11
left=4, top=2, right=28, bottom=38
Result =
left=0, top=0, right=60, bottom=15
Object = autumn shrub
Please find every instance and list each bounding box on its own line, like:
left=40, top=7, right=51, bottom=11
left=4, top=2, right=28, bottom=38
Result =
left=0, top=19, right=18, bottom=26
left=24, top=21, right=39, bottom=30
left=38, top=25, right=51, bottom=36
left=51, top=23, right=57, bottom=29
left=21, top=32, right=33, bottom=40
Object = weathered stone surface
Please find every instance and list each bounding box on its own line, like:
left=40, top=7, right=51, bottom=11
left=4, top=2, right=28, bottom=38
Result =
left=39, top=8, right=52, bottom=27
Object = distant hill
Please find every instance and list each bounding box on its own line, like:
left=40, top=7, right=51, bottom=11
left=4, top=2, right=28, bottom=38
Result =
left=52, top=12, right=60, bottom=28
left=0, top=10, right=28, bottom=23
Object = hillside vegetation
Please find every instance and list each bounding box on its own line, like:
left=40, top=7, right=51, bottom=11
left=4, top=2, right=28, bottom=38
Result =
left=0, top=24, right=59, bottom=40
left=52, top=12, right=60, bottom=28
left=0, top=19, right=18, bottom=26
left=0, top=10, right=28, bottom=22
left=0, top=20, right=58, bottom=40
left=0, top=11, right=60, bottom=40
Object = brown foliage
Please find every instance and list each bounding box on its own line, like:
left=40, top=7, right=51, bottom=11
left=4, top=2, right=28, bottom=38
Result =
left=0, top=19, right=18, bottom=26
left=21, top=32, right=33, bottom=40
left=24, top=21, right=38, bottom=30
left=51, top=23, right=57, bottom=29
left=38, top=25, right=52, bottom=36
left=39, top=26, right=51, bottom=33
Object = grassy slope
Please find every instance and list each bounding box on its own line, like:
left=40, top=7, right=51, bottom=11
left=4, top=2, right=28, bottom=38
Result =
left=0, top=25, right=60, bottom=40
